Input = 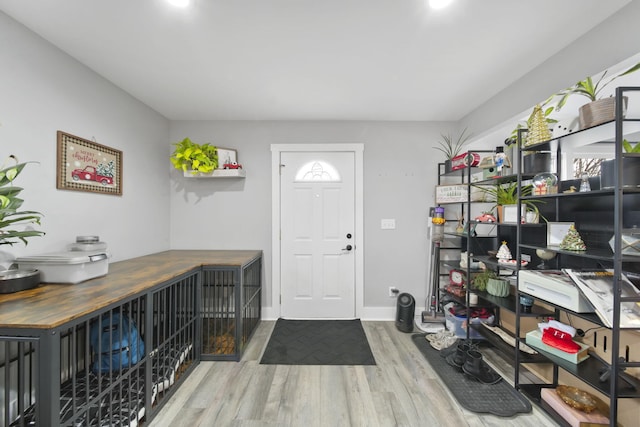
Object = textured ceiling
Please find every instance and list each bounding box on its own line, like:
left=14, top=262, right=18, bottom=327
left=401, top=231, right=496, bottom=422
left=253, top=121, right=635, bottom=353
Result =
left=0, top=0, right=631, bottom=121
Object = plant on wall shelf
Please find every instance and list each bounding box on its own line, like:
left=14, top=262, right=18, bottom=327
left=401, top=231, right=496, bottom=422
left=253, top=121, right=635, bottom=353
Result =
left=0, top=156, right=44, bottom=246
left=170, top=137, right=218, bottom=175
left=433, top=127, right=472, bottom=160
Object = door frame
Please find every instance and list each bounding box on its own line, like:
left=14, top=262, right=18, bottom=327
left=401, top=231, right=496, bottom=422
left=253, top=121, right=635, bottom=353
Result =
left=270, top=143, right=364, bottom=319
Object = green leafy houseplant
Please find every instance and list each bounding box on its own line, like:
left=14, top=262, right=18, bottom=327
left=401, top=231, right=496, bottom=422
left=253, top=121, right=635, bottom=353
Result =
left=623, top=139, right=640, bottom=153
left=433, top=127, right=472, bottom=160
left=471, top=269, right=497, bottom=292
left=555, top=61, right=640, bottom=110
left=0, top=156, right=44, bottom=246
left=475, top=181, right=544, bottom=221
left=600, top=139, right=640, bottom=189
left=170, top=137, right=218, bottom=175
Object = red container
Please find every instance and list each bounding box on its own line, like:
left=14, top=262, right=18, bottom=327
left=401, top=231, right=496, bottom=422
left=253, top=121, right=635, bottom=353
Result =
left=451, top=152, right=480, bottom=170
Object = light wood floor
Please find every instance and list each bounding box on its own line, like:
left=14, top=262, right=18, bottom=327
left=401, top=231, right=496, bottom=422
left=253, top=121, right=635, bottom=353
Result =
left=148, top=321, right=559, bottom=427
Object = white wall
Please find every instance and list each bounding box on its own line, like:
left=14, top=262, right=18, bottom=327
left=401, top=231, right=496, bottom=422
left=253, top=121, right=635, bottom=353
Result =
left=0, top=12, right=170, bottom=266
left=461, top=0, right=640, bottom=141
left=169, top=121, right=455, bottom=318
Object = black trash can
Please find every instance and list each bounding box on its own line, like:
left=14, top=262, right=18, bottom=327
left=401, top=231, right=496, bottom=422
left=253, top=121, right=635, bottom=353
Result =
left=395, top=293, right=415, bottom=333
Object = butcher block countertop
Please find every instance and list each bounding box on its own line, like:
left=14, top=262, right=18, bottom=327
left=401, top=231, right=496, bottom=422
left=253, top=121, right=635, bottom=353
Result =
left=0, top=250, right=262, bottom=330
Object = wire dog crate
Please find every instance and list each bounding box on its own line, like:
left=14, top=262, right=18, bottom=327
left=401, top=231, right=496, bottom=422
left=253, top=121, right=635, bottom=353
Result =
left=2, top=272, right=198, bottom=427
left=200, top=254, right=262, bottom=361
left=1, top=250, right=262, bottom=426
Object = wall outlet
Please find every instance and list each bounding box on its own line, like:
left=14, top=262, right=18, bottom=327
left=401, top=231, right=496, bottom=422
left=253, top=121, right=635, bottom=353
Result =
left=381, top=219, right=396, bottom=229
left=389, top=286, right=399, bottom=297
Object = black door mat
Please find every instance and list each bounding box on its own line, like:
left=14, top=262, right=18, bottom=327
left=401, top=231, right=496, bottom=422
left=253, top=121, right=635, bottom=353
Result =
left=411, top=334, right=532, bottom=417
left=260, top=319, right=376, bottom=365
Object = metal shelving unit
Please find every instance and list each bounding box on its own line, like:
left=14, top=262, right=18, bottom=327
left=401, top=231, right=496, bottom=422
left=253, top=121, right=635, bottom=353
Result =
left=513, top=87, right=640, bottom=426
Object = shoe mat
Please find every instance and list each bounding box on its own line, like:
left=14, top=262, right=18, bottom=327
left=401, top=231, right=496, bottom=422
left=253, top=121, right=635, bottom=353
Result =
left=412, top=334, right=532, bottom=417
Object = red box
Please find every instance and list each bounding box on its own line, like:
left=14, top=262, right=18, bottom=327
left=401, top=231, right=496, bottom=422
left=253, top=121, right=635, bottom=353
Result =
left=451, top=152, right=480, bottom=170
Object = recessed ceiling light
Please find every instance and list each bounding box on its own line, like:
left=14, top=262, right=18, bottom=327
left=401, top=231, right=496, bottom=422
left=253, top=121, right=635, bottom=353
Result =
left=429, top=0, right=454, bottom=10
left=167, top=0, right=190, bottom=7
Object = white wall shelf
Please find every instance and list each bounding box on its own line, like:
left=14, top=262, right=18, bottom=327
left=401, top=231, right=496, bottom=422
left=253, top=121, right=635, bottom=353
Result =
left=183, top=169, right=246, bottom=178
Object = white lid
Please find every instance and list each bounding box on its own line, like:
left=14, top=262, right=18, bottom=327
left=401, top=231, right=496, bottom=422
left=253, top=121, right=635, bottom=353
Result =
left=16, top=251, right=109, bottom=265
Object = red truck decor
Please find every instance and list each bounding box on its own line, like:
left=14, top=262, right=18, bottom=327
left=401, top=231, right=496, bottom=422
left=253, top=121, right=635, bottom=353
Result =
left=71, top=166, right=114, bottom=185
left=223, top=162, right=242, bottom=169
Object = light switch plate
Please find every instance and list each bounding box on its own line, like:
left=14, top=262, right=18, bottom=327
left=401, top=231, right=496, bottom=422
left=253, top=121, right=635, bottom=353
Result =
left=381, top=219, right=396, bottom=229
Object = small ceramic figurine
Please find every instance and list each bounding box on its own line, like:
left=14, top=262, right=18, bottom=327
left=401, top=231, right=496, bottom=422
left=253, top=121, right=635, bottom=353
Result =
left=496, top=241, right=512, bottom=261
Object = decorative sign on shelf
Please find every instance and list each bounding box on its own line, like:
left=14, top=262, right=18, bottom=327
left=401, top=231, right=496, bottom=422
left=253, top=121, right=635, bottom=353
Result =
left=435, top=184, right=468, bottom=203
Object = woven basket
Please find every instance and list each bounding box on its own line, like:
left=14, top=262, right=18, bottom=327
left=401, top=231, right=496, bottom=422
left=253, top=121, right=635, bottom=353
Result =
left=579, top=96, right=627, bottom=129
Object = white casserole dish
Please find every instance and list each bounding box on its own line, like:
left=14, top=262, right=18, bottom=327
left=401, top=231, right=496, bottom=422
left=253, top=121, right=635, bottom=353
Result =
left=15, top=251, right=110, bottom=284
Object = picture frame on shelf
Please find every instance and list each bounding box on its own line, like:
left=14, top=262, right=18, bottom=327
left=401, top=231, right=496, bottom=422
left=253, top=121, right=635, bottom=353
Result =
left=216, top=147, right=237, bottom=169
left=547, top=222, right=574, bottom=247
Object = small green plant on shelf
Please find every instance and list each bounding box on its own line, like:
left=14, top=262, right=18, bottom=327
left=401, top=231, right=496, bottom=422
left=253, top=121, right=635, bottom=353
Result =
left=475, top=181, right=532, bottom=205
left=433, top=127, right=472, bottom=160
left=474, top=181, right=545, bottom=222
left=0, top=155, right=45, bottom=246
left=170, top=137, right=218, bottom=175
left=623, top=139, right=640, bottom=153
left=471, top=269, right=497, bottom=292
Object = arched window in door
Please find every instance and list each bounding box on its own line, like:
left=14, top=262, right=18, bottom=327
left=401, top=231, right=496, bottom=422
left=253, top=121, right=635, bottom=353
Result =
left=294, top=161, right=341, bottom=182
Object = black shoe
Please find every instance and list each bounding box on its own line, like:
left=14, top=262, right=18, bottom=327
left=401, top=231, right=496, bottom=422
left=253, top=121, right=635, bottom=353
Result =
left=462, top=349, right=502, bottom=385
left=445, top=343, right=470, bottom=369
left=439, top=339, right=459, bottom=359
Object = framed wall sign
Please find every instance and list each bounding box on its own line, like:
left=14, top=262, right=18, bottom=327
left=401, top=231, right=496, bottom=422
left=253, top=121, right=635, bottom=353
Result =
left=56, top=131, right=122, bottom=196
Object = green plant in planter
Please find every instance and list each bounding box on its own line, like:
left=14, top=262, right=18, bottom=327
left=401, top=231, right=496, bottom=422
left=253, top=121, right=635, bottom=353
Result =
left=433, top=127, right=472, bottom=160
left=623, top=139, right=640, bottom=153
left=554, top=61, right=640, bottom=111
left=474, top=181, right=545, bottom=221
left=170, top=137, right=218, bottom=175
left=0, top=156, right=44, bottom=246
left=471, top=269, right=497, bottom=292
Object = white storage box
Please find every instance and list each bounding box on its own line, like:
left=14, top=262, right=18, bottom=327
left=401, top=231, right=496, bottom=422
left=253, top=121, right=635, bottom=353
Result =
left=15, top=252, right=109, bottom=284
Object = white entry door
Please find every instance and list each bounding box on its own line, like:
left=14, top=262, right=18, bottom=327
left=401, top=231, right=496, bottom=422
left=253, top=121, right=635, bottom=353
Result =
left=280, top=151, right=356, bottom=319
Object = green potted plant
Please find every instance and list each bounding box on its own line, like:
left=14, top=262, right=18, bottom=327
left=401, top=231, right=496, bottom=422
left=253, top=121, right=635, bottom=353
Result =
left=433, top=128, right=472, bottom=173
left=0, top=155, right=45, bottom=293
left=170, top=137, right=218, bottom=175
left=600, top=139, right=640, bottom=189
left=0, top=156, right=44, bottom=246
left=554, top=61, right=640, bottom=129
left=475, top=181, right=543, bottom=223
left=471, top=268, right=497, bottom=292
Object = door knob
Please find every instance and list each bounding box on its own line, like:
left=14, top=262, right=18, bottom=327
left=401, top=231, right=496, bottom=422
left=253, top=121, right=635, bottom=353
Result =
left=342, top=245, right=353, bottom=251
